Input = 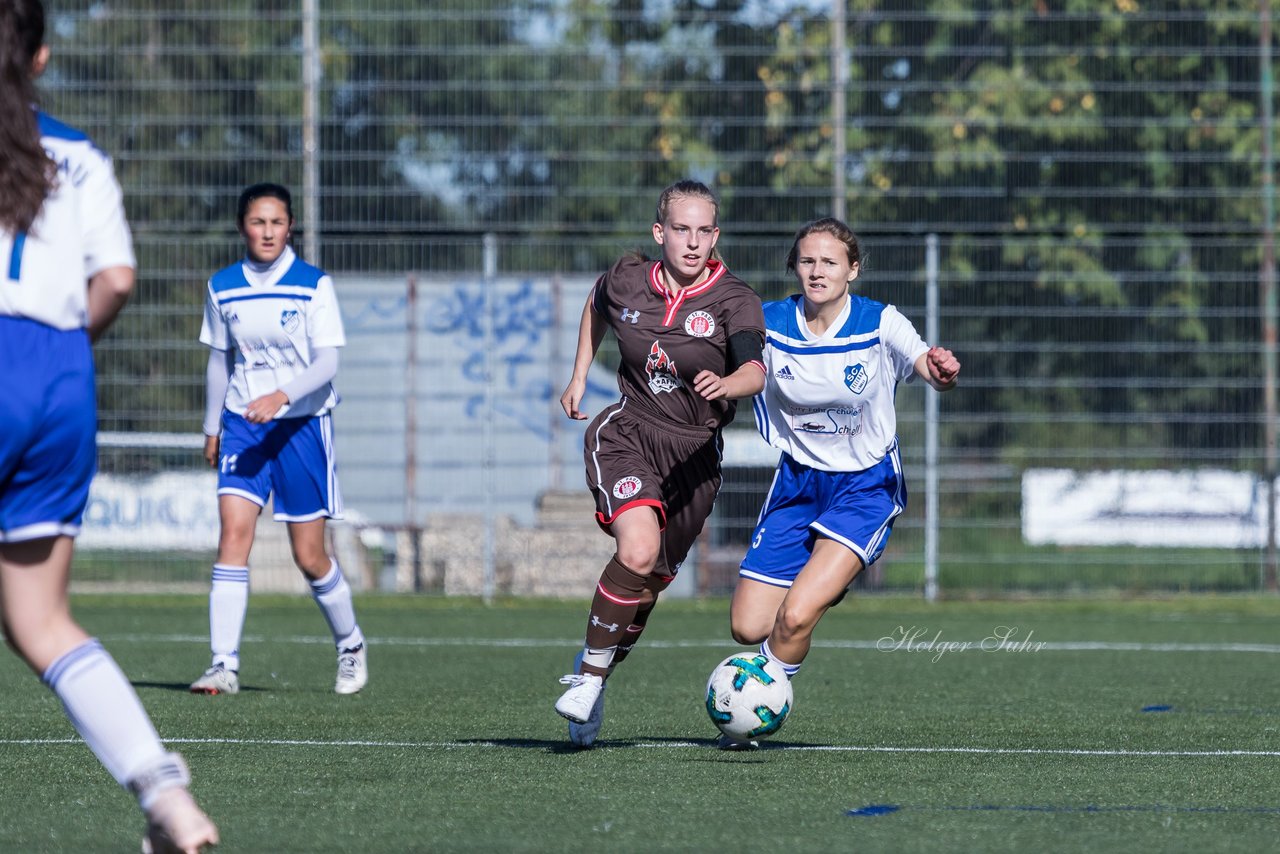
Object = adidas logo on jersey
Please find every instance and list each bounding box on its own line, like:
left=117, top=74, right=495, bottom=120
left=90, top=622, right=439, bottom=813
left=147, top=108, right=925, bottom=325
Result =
left=775, top=365, right=795, bottom=380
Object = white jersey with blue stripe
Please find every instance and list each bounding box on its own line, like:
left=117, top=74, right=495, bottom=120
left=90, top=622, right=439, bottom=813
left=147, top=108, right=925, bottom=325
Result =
left=199, top=245, right=345, bottom=418
left=752, top=293, right=929, bottom=473
left=0, top=112, right=135, bottom=330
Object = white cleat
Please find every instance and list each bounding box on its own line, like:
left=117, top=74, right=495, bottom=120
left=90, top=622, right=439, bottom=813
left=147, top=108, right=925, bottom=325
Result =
left=566, top=651, right=606, bottom=747
left=335, top=644, right=368, bottom=695
left=189, top=664, right=238, bottom=695
left=556, top=672, right=604, bottom=725
left=716, top=733, right=760, bottom=751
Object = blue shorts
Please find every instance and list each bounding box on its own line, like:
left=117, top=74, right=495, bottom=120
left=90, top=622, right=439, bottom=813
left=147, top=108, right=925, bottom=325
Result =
left=0, top=317, right=97, bottom=542
left=217, top=411, right=343, bottom=522
left=739, top=446, right=906, bottom=588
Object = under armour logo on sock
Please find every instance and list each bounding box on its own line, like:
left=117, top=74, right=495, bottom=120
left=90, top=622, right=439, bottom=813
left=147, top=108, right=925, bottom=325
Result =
left=590, top=615, right=620, bottom=633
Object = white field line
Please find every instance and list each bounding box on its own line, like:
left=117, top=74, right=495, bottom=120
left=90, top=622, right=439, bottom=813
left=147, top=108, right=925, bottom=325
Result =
left=96, top=634, right=1280, bottom=654
left=5, top=737, right=1280, bottom=757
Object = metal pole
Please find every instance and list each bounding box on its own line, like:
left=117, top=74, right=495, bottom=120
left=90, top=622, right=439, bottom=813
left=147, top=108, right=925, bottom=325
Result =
left=1262, top=2, right=1278, bottom=591
left=550, top=275, right=563, bottom=491
left=301, top=0, right=320, bottom=266
left=482, top=234, right=498, bottom=603
left=405, top=275, right=420, bottom=591
left=831, top=0, right=847, bottom=221
left=924, top=234, right=940, bottom=602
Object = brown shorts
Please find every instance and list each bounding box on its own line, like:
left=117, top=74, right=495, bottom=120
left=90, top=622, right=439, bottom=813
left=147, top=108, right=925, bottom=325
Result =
left=583, top=400, right=722, bottom=577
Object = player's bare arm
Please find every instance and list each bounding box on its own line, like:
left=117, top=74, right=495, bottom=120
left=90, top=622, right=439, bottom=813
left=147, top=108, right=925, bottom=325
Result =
left=915, top=345, right=960, bottom=392
left=86, top=265, right=135, bottom=342
left=693, top=362, right=766, bottom=402
left=560, top=294, right=607, bottom=420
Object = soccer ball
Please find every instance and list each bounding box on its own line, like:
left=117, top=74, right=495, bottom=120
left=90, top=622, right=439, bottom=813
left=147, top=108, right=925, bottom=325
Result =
left=704, top=652, right=793, bottom=741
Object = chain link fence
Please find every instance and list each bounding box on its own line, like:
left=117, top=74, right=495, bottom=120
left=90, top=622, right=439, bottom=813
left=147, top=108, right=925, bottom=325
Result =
left=42, top=2, right=1278, bottom=595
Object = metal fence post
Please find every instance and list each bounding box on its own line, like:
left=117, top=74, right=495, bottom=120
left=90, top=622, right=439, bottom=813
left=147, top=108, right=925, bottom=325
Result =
left=925, top=234, right=940, bottom=602
left=482, top=233, right=498, bottom=603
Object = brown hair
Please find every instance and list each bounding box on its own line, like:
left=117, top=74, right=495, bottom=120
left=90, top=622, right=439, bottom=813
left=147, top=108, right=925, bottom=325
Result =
left=785, top=217, right=862, bottom=273
left=0, top=0, right=54, bottom=235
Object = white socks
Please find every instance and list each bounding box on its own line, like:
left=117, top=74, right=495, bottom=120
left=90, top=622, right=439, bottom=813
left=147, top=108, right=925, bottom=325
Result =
left=310, top=560, right=363, bottom=651
left=761, top=639, right=802, bottom=679
left=42, top=639, right=167, bottom=790
left=208, top=559, right=363, bottom=671
left=209, top=564, right=249, bottom=671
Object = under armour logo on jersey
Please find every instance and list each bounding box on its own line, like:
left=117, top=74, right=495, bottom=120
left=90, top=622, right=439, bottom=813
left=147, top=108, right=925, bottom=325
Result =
left=280, top=309, right=300, bottom=333
left=775, top=365, right=795, bottom=380
left=620, top=307, right=640, bottom=324
left=591, top=616, right=620, bottom=633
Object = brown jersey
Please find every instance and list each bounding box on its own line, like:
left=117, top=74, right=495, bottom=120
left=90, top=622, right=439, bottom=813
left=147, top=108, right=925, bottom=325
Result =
left=592, top=255, right=765, bottom=431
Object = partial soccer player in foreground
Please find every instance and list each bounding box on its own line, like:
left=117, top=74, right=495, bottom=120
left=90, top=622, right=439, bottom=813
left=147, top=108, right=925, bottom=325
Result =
left=728, top=217, right=960, bottom=747
left=0, top=2, right=218, bottom=850
left=190, top=183, right=368, bottom=697
left=555, top=179, right=766, bottom=746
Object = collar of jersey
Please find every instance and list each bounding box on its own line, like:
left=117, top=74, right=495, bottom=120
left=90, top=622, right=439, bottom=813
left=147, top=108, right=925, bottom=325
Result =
left=795, top=291, right=852, bottom=342
left=241, top=245, right=296, bottom=289
left=648, top=258, right=726, bottom=301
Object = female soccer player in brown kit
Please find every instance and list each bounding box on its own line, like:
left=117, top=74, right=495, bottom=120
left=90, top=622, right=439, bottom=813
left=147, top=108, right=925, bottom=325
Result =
left=555, top=179, right=766, bottom=747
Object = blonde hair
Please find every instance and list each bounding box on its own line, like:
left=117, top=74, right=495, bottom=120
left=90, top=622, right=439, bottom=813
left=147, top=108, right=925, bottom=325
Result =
left=655, top=179, right=719, bottom=226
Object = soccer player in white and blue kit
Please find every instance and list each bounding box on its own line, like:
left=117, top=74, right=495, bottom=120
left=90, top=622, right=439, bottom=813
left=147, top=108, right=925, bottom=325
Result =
left=189, top=183, right=368, bottom=697
left=0, top=2, right=219, bottom=850
left=728, top=218, right=960, bottom=744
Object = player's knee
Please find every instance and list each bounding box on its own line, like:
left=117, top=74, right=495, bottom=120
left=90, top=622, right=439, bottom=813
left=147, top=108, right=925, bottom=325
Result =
left=728, top=607, right=771, bottom=645
left=614, top=544, right=659, bottom=574
left=773, top=601, right=817, bottom=642
left=217, top=526, right=254, bottom=559
left=730, top=623, right=767, bottom=646
left=290, top=546, right=330, bottom=577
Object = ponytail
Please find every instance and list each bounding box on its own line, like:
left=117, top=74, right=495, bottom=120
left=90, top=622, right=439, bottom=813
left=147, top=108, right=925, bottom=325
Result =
left=0, top=0, right=53, bottom=235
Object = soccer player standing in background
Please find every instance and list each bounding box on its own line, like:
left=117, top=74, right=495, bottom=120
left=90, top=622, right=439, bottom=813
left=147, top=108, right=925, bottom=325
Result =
left=189, top=183, right=368, bottom=697
left=728, top=217, right=959, bottom=746
left=555, top=179, right=766, bottom=747
left=0, top=2, right=219, bottom=850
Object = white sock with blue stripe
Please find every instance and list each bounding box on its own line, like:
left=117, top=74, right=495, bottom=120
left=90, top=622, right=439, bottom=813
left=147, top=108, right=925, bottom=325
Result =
left=310, top=560, right=363, bottom=651
left=209, top=564, right=249, bottom=671
left=761, top=639, right=802, bottom=679
left=42, top=638, right=167, bottom=789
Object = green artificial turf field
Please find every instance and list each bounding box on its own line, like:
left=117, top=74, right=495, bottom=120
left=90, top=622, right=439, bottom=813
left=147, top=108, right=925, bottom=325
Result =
left=2, top=594, right=1279, bottom=852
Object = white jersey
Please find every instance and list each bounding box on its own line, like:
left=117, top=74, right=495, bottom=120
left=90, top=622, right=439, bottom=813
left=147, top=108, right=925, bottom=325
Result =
left=0, top=112, right=135, bottom=330
left=199, top=245, right=345, bottom=418
left=751, top=294, right=929, bottom=473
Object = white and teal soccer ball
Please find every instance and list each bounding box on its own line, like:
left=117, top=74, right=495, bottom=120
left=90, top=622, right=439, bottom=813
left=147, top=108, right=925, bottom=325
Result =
left=704, top=652, right=793, bottom=741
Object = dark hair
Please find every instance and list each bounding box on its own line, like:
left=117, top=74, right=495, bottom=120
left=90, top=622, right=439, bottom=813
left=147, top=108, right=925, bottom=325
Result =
left=785, top=217, right=862, bottom=273
left=655, top=179, right=719, bottom=226
left=0, top=0, right=54, bottom=235
left=236, top=182, right=294, bottom=227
